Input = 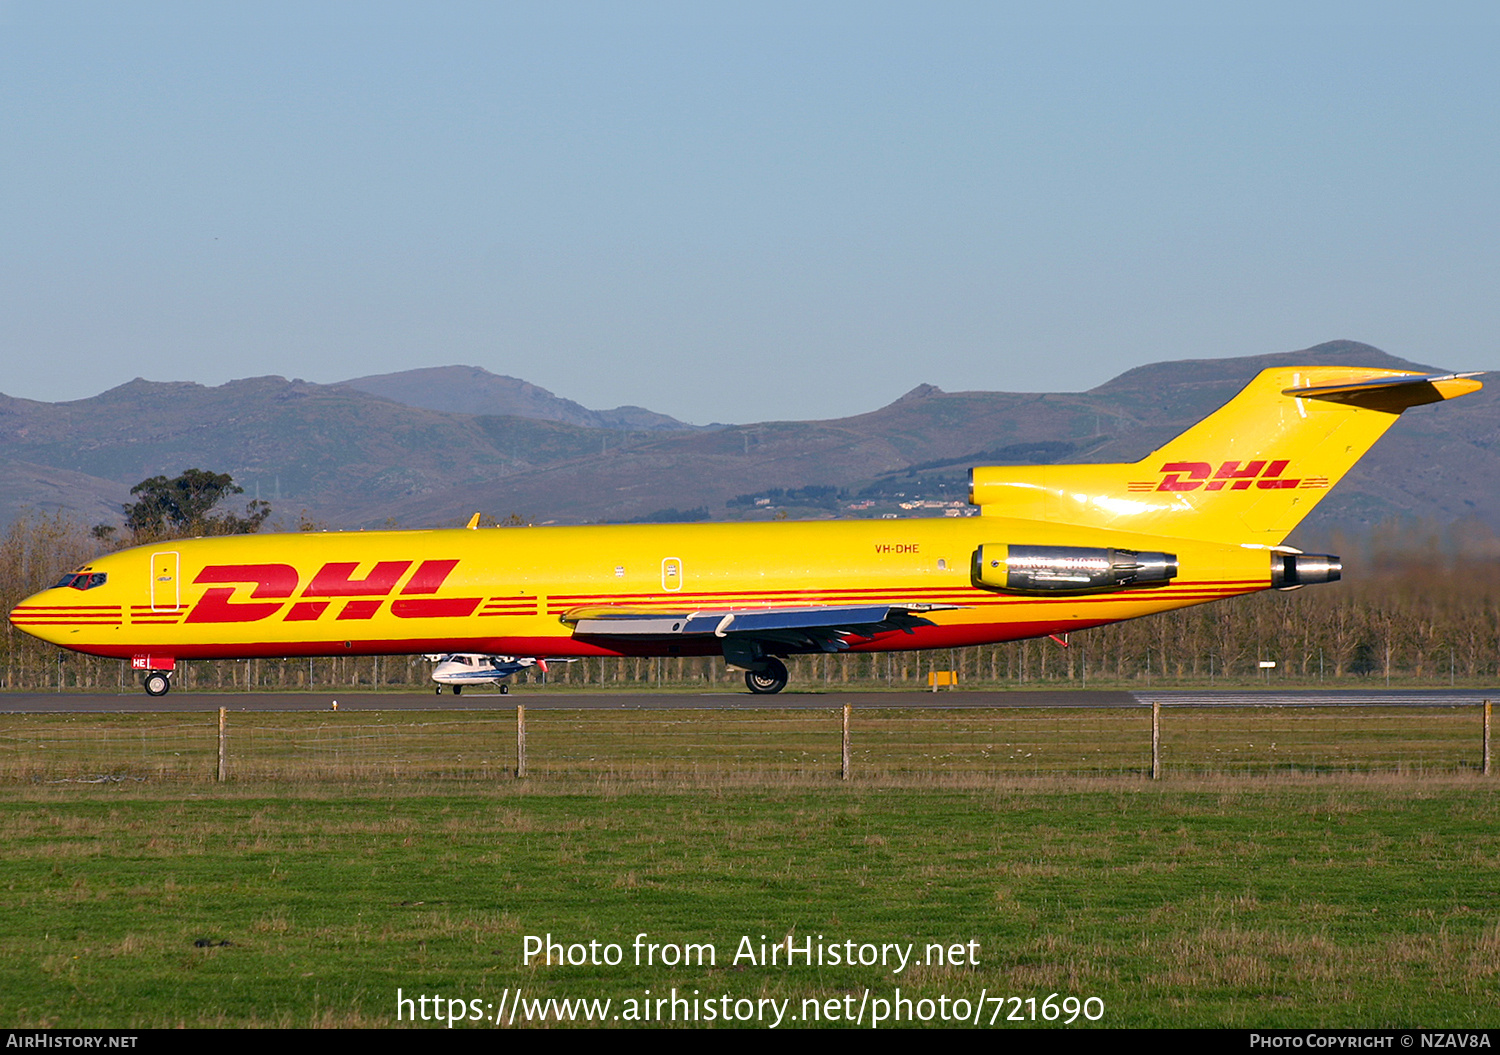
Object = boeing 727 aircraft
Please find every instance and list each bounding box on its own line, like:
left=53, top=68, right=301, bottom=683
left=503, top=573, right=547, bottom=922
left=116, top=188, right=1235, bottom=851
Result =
left=9, top=366, right=1482, bottom=696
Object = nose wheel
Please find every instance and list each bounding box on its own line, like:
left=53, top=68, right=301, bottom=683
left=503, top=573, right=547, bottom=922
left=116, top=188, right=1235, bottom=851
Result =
left=744, top=657, right=788, bottom=695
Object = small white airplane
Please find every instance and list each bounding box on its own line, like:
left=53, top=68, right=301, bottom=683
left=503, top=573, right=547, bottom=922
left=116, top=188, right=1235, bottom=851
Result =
left=425, top=653, right=551, bottom=695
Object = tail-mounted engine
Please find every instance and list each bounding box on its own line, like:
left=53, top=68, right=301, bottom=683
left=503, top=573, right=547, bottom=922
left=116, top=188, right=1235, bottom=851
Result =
left=973, top=544, right=1178, bottom=595
left=1270, top=552, right=1342, bottom=590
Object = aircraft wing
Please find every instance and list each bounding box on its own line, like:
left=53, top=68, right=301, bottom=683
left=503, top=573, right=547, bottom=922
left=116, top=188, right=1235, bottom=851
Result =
left=562, top=603, right=958, bottom=653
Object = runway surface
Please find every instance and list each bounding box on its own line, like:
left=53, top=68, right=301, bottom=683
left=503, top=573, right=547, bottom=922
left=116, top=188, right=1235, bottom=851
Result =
left=0, top=688, right=1492, bottom=713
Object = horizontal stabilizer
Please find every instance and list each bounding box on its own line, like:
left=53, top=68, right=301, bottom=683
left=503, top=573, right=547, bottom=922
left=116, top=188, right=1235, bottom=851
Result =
left=1282, top=371, right=1483, bottom=410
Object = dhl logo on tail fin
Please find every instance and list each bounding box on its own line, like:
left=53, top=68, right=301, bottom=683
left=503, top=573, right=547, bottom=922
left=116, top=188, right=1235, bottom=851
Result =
left=969, top=367, right=1482, bottom=544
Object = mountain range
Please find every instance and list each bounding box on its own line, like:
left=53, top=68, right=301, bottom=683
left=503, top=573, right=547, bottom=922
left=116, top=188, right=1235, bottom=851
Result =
left=1, top=341, right=1494, bottom=542
left=341, top=366, right=700, bottom=432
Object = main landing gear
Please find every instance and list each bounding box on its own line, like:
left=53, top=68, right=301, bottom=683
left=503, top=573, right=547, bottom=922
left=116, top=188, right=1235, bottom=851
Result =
left=143, top=671, right=172, bottom=697
left=744, top=657, right=788, bottom=695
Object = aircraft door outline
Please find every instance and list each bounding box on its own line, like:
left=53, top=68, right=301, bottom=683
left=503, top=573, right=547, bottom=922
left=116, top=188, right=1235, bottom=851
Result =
left=661, top=557, right=683, bottom=592
left=151, top=551, right=180, bottom=611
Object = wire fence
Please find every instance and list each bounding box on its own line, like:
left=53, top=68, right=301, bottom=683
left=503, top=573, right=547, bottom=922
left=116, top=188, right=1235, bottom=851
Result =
left=14, top=643, right=1500, bottom=695
left=0, top=702, right=1490, bottom=785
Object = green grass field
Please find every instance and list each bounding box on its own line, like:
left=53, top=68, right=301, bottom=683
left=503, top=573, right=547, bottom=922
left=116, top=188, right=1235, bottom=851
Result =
left=0, top=708, right=1496, bottom=1028
left=0, top=704, right=1490, bottom=783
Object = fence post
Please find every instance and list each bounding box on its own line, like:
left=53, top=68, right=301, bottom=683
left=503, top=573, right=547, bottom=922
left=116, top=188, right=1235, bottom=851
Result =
left=217, top=707, right=227, bottom=782
left=1151, top=700, right=1161, bottom=780
left=1484, top=700, right=1491, bottom=777
left=516, top=704, right=527, bottom=779
left=841, top=704, right=851, bottom=781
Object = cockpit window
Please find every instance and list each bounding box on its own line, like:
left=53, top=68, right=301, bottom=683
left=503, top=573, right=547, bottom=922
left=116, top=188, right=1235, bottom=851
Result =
left=53, top=572, right=106, bottom=591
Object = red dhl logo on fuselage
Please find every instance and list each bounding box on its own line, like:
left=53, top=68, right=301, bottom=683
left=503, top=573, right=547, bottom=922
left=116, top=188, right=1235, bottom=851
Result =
left=185, top=560, right=480, bottom=624
left=1123, top=460, right=1330, bottom=493
left=1161, top=459, right=1296, bottom=491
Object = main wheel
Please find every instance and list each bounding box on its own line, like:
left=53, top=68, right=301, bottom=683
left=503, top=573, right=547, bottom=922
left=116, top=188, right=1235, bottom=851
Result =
left=745, top=657, right=788, bottom=695
left=499, top=684, right=509, bottom=695
left=451, top=684, right=463, bottom=695
left=143, top=672, right=171, bottom=698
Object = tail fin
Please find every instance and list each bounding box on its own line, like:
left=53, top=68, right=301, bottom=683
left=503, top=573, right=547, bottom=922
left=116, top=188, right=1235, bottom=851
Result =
left=969, top=366, right=1482, bottom=543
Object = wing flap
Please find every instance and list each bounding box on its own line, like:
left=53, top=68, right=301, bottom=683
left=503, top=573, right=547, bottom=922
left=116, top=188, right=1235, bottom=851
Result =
left=563, top=603, right=958, bottom=641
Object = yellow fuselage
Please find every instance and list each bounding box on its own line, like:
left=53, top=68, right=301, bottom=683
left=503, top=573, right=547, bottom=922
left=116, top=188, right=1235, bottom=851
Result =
left=11, top=516, right=1273, bottom=663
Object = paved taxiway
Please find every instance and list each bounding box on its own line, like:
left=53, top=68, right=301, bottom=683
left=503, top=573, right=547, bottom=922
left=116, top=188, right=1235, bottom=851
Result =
left=0, top=688, right=1491, bottom=713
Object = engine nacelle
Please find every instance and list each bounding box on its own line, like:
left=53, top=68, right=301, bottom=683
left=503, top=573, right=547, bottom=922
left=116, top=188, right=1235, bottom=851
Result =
left=973, top=544, right=1178, bottom=595
left=1270, top=552, right=1342, bottom=589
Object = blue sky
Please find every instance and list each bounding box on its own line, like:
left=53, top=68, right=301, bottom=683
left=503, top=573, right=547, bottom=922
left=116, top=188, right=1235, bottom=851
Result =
left=2, top=2, right=1496, bottom=423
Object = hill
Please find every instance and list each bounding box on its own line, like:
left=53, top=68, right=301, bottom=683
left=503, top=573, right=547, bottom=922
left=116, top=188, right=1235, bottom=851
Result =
left=340, top=365, right=698, bottom=431
left=0, top=342, right=1493, bottom=538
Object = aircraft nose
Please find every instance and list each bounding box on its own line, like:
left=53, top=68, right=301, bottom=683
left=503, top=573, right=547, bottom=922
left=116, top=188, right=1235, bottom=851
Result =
left=11, top=584, right=51, bottom=617
left=8, top=587, right=67, bottom=644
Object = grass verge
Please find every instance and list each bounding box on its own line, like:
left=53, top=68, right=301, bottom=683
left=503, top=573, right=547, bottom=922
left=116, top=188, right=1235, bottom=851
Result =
left=0, top=778, right=1496, bottom=1028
